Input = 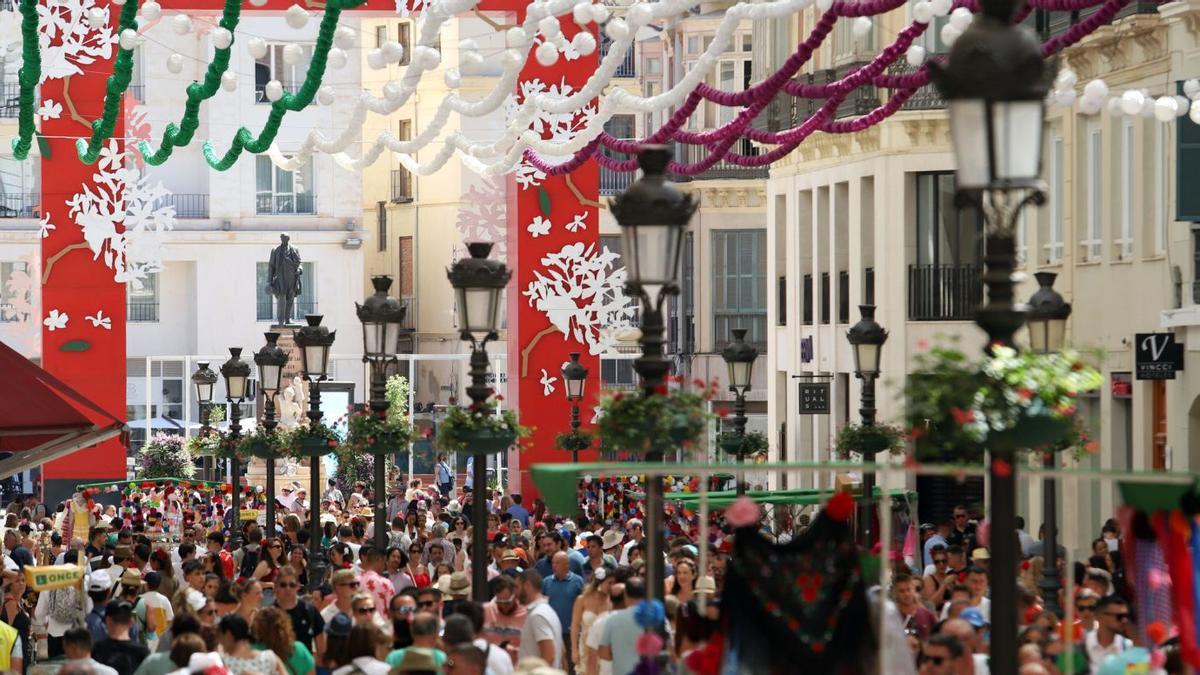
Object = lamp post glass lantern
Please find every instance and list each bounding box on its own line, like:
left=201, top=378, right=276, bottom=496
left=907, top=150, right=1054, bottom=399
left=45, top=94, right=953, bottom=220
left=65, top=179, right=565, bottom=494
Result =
left=294, top=314, right=336, bottom=591
left=611, top=145, right=696, bottom=607
left=845, top=305, right=888, bottom=546
left=446, top=241, right=511, bottom=602
left=561, top=352, right=589, bottom=463
left=930, top=0, right=1056, bottom=668
left=357, top=275, right=407, bottom=549
left=254, top=332, right=288, bottom=534
left=220, top=347, right=251, bottom=549
left=1027, top=272, right=1072, bottom=617
left=192, top=362, right=218, bottom=481
left=720, top=328, right=757, bottom=496
left=1027, top=271, right=1071, bottom=354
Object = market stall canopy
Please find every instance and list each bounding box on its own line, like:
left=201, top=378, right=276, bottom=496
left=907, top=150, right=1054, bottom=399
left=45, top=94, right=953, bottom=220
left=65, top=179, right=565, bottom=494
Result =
left=0, top=341, right=125, bottom=480
left=669, top=487, right=914, bottom=511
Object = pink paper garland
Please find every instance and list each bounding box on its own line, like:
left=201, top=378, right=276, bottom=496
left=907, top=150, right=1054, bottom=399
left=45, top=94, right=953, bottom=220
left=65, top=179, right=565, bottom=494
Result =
left=524, top=0, right=1139, bottom=176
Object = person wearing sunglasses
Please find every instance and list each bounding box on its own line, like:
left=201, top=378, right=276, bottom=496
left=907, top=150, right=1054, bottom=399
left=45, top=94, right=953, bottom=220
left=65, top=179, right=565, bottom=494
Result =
left=922, top=546, right=953, bottom=609
left=918, top=633, right=965, bottom=675
left=1074, top=589, right=1100, bottom=633
left=389, top=593, right=417, bottom=650
left=351, top=594, right=378, bottom=627
left=273, top=565, right=326, bottom=658
left=1085, top=595, right=1133, bottom=673
left=321, top=569, right=363, bottom=625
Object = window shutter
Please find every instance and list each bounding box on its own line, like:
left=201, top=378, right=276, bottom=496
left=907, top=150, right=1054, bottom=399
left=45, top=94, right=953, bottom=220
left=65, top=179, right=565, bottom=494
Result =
left=1177, top=81, right=1200, bottom=221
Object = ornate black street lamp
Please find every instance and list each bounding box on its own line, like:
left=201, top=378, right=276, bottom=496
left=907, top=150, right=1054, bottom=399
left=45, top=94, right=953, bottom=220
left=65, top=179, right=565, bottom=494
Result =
left=846, top=304, right=888, bottom=546
left=295, top=314, right=336, bottom=591
left=357, top=275, right=406, bottom=549
left=611, top=145, right=695, bottom=604
left=720, top=328, right=757, bottom=496
left=192, top=362, right=218, bottom=481
left=447, top=242, right=511, bottom=602
left=930, top=0, right=1056, bottom=666
left=1027, top=272, right=1072, bottom=617
left=220, top=347, right=250, bottom=548
left=560, top=353, right=589, bottom=463
left=254, top=332, right=288, bottom=536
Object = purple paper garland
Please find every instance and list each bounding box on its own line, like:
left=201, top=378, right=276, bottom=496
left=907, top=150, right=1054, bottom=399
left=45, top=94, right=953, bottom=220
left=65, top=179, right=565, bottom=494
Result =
left=523, top=0, right=1140, bottom=176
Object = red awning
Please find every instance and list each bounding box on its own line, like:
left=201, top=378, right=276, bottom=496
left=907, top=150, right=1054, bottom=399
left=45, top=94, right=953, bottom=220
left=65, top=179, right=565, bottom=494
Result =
left=0, top=341, right=125, bottom=479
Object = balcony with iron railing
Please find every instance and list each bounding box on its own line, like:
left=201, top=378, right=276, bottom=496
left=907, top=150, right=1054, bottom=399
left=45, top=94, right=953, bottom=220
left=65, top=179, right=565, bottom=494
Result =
left=599, top=34, right=636, bottom=78
left=127, top=301, right=160, bottom=322
left=0, top=193, right=40, bottom=218
left=391, top=168, right=414, bottom=203
left=255, top=193, right=316, bottom=215
left=886, top=62, right=945, bottom=111
left=599, top=164, right=635, bottom=196
left=158, top=193, right=209, bottom=219
left=0, top=83, right=24, bottom=118
left=908, top=264, right=983, bottom=321
left=674, top=139, right=769, bottom=181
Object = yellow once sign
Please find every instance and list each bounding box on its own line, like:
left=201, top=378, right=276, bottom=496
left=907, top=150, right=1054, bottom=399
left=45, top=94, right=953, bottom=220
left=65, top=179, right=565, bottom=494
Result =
left=25, top=564, right=84, bottom=591
left=240, top=509, right=259, bottom=521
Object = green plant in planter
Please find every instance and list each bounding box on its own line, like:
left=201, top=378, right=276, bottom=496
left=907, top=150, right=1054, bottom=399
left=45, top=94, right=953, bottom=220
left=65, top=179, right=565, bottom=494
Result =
left=906, top=344, right=1102, bottom=459
left=137, top=433, right=195, bottom=479
left=437, top=405, right=529, bottom=455
left=342, top=406, right=414, bottom=456
left=284, top=421, right=342, bottom=458
left=556, top=429, right=594, bottom=453
left=716, top=430, right=768, bottom=458
left=834, top=423, right=906, bottom=459
left=595, top=381, right=715, bottom=457
left=234, top=427, right=287, bottom=460
left=185, top=433, right=221, bottom=458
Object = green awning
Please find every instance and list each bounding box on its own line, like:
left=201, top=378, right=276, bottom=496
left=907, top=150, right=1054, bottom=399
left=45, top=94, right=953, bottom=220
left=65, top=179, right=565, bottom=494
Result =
left=668, top=487, right=912, bottom=510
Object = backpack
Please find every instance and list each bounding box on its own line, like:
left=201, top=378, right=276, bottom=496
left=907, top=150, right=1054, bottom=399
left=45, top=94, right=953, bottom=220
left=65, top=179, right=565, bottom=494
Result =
left=238, top=546, right=260, bottom=581
left=49, top=586, right=79, bottom=625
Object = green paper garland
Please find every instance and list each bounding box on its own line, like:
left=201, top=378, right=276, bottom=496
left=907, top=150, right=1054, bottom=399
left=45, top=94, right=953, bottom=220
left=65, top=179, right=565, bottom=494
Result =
left=137, top=0, right=243, bottom=166
left=202, top=0, right=365, bottom=171
left=74, top=0, right=143, bottom=164
left=11, top=0, right=40, bottom=161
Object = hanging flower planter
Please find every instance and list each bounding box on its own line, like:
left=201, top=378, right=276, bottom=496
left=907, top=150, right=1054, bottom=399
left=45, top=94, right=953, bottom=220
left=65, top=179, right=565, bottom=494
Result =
left=341, top=406, right=414, bottom=457
left=285, top=422, right=341, bottom=459
left=437, top=405, right=528, bottom=456
left=716, top=430, right=768, bottom=459
left=906, top=345, right=1103, bottom=459
left=834, top=423, right=906, bottom=459
left=556, top=430, right=593, bottom=453
left=595, top=380, right=716, bottom=458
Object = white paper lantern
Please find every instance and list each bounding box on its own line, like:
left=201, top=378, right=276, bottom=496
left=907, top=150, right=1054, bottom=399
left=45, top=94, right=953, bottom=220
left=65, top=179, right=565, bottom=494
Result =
left=852, top=16, right=872, bottom=37
left=573, top=2, right=592, bottom=25
left=317, top=84, right=335, bottom=106
left=1190, top=100, right=1200, bottom=124
left=140, top=1, right=161, bottom=22
left=1083, top=79, right=1109, bottom=100
left=1055, top=68, right=1077, bottom=90
left=1154, top=96, right=1179, bottom=122
left=247, top=37, right=268, bottom=60
left=211, top=27, right=233, bottom=50
left=1078, top=96, right=1101, bottom=116
left=505, top=27, right=530, bottom=49
left=172, top=13, right=192, bottom=34
left=285, top=5, right=309, bottom=29
left=535, top=40, right=559, bottom=66
left=460, top=50, right=484, bottom=70
left=939, top=23, right=960, bottom=47
left=1185, top=79, right=1200, bottom=100
left=382, top=40, right=405, bottom=63
left=1139, top=94, right=1157, bottom=118
left=912, top=0, right=933, bottom=23
left=952, top=8, right=975, bottom=30
left=931, top=0, right=953, bottom=15
left=1175, top=95, right=1191, bottom=117
left=119, top=28, right=139, bottom=50
left=1056, top=89, right=1076, bottom=107
left=605, top=18, right=629, bottom=41
left=905, top=44, right=926, bottom=67
left=327, top=48, right=347, bottom=69
left=334, top=26, right=356, bottom=49
left=264, top=80, right=284, bottom=102
left=538, top=16, right=561, bottom=39
left=86, top=8, right=107, bottom=29
left=590, top=3, right=609, bottom=23
left=367, top=48, right=386, bottom=70
left=166, top=53, right=184, bottom=73
left=220, top=70, right=237, bottom=92
left=414, top=46, right=441, bottom=69
left=383, top=81, right=403, bottom=102
left=282, top=43, right=304, bottom=65
left=502, top=49, right=525, bottom=69
left=572, top=31, right=596, bottom=56
left=1107, top=96, right=1124, bottom=117
left=1120, top=89, right=1145, bottom=116
left=458, top=38, right=478, bottom=52
left=444, top=68, right=462, bottom=88
left=627, top=3, right=652, bottom=25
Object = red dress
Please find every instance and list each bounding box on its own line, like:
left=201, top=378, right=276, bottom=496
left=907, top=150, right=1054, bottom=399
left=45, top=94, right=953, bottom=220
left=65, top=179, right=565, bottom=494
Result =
left=409, top=566, right=431, bottom=589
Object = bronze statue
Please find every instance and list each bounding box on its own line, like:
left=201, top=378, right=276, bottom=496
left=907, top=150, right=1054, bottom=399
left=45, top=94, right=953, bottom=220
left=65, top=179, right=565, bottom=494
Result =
left=268, top=232, right=303, bottom=326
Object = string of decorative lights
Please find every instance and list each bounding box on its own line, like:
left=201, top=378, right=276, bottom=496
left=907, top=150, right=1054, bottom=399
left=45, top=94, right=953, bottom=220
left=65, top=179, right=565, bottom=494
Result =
left=6, top=0, right=1167, bottom=176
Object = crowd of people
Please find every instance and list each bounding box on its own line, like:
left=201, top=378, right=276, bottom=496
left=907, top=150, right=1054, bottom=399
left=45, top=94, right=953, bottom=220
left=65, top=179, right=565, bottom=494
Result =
left=0, top=473, right=1182, bottom=675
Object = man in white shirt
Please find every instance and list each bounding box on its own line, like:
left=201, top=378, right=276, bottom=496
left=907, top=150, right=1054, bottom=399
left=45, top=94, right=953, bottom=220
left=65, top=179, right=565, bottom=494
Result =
left=515, top=569, right=563, bottom=669
left=1085, top=596, right=1132, bottom=674
left=618, top=519, right=644, bottom=566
